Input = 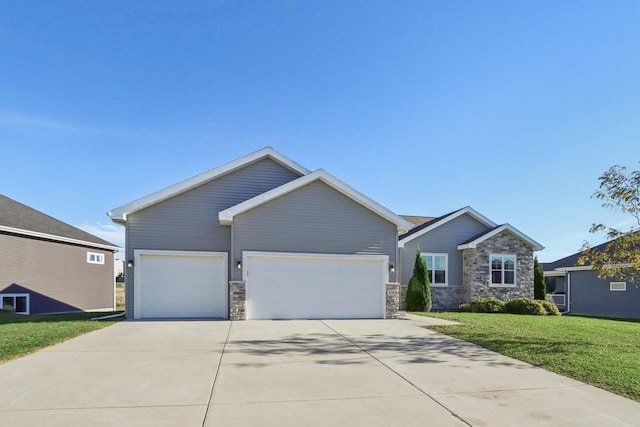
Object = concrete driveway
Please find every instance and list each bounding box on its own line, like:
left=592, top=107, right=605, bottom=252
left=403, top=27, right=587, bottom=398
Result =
left=0, top=318, right=638, bottom=426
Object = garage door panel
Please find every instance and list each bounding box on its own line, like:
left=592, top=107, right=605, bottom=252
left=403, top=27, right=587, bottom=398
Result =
left=245, top=253, right=386, bottom=319
left=135, top=251, right=227, bottom=319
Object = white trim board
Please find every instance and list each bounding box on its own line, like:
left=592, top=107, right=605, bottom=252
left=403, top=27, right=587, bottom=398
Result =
left=108, top=147, right=310, bottom=223
left=0, top=225, right=120, bottom=251
left=219, top=170, right=412, bottom=233
left=457, top=224, right=544, bottom=251
left=398, top=207, right=497, bottom=248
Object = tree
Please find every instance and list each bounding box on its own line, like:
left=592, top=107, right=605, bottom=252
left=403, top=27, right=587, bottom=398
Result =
left=533, top=257, right=546, bottom=300
left=405, top=248, right=432, bottom=312
left=578, top=163, right=640, bottom=283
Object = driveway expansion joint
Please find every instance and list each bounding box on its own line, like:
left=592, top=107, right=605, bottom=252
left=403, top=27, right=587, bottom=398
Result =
left=320, top=320, right=473, bottom=427
left=201, top=321, right=232, bottom=427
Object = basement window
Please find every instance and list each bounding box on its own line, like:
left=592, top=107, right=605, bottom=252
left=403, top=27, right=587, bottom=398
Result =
left=610, top=282, right=627, bottom=292
left=87, top=252, right=105, bottom=265
left=1, top=294, right=29, bottom=314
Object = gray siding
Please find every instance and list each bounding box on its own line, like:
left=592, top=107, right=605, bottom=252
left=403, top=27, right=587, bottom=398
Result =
left=124, top=158, right=301, bottom=317
left=569, top=270, right=640, bottom=319
left=231, top=180, right=398, bottom=281
left=0, top=232, right=114, bottom=314
left=400, top=213, right=490, bottom=287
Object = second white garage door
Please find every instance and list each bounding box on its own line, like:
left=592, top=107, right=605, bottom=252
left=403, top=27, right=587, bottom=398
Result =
left=134, top=250, right=227, bottom=319
left=244, top=252, right=387, bottom=320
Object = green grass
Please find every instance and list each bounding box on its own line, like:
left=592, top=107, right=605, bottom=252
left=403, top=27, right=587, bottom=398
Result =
left=0, top=311, right=123, bottom=363
left=414, top=312, right=640, bottom=402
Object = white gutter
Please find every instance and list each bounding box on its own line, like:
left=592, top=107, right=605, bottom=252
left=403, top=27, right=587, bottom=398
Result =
left=565, top=272, right=571, bottom=314
left=0, top=225, right=120, bottom=251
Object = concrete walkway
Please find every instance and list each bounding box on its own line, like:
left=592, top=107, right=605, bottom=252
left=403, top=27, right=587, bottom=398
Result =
left=0, top=319, right=638, bottom=426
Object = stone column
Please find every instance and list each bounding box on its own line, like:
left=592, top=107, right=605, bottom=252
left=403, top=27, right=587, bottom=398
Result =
left=229, top=281, right=246, bottom=320
left=386, top=282, right=400, bottom=319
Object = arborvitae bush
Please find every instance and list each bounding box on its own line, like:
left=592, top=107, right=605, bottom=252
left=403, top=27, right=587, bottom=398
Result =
left=534, top=257, right=546, bottom=300
left=406, top=249, right=432, bottom=311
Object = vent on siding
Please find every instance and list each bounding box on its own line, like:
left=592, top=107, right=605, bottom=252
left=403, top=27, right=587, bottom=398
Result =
left=610, top=282, right=627, bottom=291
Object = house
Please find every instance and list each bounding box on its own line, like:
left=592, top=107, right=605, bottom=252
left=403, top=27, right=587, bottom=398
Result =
left=398, top=207, right=544, bottom=310
left=108, top=147, right=543, bottom=320
left=0, top=194, right=119, bottom=315
left=543, top=243, right=640, bottom=319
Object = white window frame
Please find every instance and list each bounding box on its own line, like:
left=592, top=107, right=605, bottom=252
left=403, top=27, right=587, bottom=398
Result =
left=87, top=251, right=105, bottom=265
left=610, top=282, right=627, bottom=291
left=490, top=254, right=517, bottom=287
left=421, top=253, right=448, bottom=286
left=1, top=293, right=30, bottom=315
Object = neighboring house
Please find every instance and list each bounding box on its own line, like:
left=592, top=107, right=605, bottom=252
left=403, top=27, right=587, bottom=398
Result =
left=0, top=194, right=119, bottom=315
left=398, top=207, right=544, bottom=310
left=543, top=243, right=639, bottom=319
left=108, top=147, right=543, bottom=320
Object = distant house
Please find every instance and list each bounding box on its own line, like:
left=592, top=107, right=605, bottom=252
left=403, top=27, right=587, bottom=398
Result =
left=0, top=194, right=119, bottom=314
left=398, top=207, right=544, bottom=310
left=543, top=242, right=639, bottom=319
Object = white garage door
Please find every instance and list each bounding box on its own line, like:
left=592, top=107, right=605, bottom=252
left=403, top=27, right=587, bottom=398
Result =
left=134, top=250, right=227, bottom=319
left=244, top=252, right=387, bottom=320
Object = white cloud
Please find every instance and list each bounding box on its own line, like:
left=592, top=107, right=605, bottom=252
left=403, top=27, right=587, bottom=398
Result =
left=0, top=110, right=129, bottom=136
left=77, top=222, right=125, bottom=253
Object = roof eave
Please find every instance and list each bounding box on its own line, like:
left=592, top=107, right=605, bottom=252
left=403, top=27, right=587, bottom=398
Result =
left=0, top=225, right=120, bottom=251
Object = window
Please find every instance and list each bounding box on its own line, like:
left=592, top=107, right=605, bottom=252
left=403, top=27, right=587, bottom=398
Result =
left=87, top=251, right=105, bottom=265
left=490, top=254, right=516, bottom=286
left=610, top=282, right=627, bottom=291
left=421, top=253, right=448, bottom=286
left=1, top=294, right=29, bottom=314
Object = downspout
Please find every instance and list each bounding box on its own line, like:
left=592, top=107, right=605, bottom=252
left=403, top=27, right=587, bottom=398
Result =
left=568, top=272, right=572, bottom=313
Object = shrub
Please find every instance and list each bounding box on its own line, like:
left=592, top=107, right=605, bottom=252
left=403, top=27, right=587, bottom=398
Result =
left=541, top=300, right=561, bottom=316
left=471, top=297, right=506, bottom=313
left=534, top=257, right=546, bottom=300
left=412, top=249, right=432, bottom=312
left=504, top=298, right=547, bottom=315
left=458, top=303, right=471, bottom=312
left=406, top=276, right=428, bottom=311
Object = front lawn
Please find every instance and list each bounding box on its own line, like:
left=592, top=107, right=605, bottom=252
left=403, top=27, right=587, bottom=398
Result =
left=414, top=312, right=640, bottom=402
left=0, top=311, right=122, bottom=363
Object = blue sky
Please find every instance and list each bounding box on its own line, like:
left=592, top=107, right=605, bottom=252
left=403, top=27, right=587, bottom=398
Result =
left=1, top=1, right=639, bottom=261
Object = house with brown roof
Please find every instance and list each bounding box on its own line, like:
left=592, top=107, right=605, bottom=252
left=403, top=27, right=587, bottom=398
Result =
left=0, top=194, right=119, bottom=314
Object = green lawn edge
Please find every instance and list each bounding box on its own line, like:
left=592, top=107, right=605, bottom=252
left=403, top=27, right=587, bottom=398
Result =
left=0, top=311, right=124, bottom=364
left=412, top=312, right=640, bottom=402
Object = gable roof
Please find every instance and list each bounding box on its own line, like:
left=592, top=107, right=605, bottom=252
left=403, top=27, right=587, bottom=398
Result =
left=108, top=147, right=310, bottom=223
left=0, top=194, right=119, bottom=251
left=218, top=169, right=413, bottom=233
left=457, top=224, right=544, bottom=251
left=398, top=206, right=497, bottom=247
left=400, top=215, right=436, bottom=229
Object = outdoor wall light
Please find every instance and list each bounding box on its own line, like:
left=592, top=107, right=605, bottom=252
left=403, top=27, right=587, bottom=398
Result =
left=236, top=261, right=242, bottom=270
left=127, top=260, right=134, bottom=269
left=389, top=264, right=395, bottom=274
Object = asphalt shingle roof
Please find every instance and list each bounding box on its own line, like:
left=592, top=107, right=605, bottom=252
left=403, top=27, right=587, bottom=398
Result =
left=0, top=194, right=116, bottom=248
left=399, top=208, right=463, bottom=240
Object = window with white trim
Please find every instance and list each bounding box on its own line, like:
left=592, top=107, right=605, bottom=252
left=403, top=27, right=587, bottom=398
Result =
left=490, top=254, right=516, bottom=286
left=610, top=282, right=627, bottom=291
left=87, top=251, right=105, bottom=265
left=1, top=293, right=29, bottom=314
left=422, top=253, right=448, bottom=286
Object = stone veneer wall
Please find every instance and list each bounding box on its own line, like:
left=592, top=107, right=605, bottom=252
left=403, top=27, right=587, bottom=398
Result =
left=462, top=232, right=534, bottom=302
left=229, top=281, right=246, bottom=320
left=399, top=284, right=408, bottom=310
left=431, top=287, right=469, bottom=310
left=386, top=283, right=401, bottom=319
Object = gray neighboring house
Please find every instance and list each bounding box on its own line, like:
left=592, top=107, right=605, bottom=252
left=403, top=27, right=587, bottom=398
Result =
left=109, top=147, right=412, bottom=320
left=0, top=194, right=119, bottom=315
left=543, top=243, right=639, bottom=319
left=398, top=207, right=544, bottom=310
left=108, top=147, right=544, bottom=320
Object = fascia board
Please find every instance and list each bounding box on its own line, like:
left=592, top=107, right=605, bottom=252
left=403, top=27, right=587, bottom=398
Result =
left=108, top=147, right=310, bottom=221
left=0, top=225, right=120, bottom=251
left=457, top=224, right=545, bottom=251
left=398, top=206, right=498, bottom=248
left=219, top=170, right=412, bottom=232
